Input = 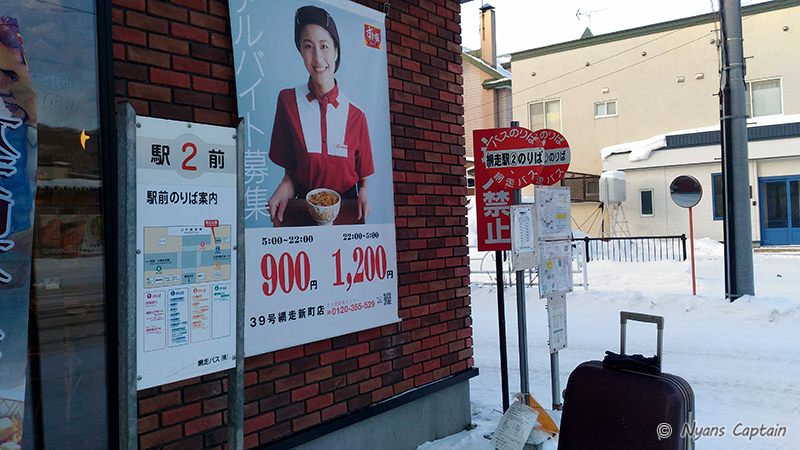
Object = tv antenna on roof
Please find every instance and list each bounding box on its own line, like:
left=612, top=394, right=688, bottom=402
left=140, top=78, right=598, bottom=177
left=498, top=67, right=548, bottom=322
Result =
left=576, top=8, right=607, bottom=30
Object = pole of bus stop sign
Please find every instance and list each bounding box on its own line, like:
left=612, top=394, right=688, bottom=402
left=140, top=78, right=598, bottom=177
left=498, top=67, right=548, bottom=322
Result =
left=513, top=189, right=531, bottom=406
left=495, top=252, right=510, bottom=412
left=509, top=120, right=531, bottom=406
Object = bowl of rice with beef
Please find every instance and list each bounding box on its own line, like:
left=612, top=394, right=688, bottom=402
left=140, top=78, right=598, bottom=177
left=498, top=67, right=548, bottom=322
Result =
left=306, top=188, right=341, bottom=225
left=0, top=394, right=23, bottom=450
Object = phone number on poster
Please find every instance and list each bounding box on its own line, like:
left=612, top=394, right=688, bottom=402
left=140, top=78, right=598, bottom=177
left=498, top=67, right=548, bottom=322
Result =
left=328, top=300, right=377, bottom=315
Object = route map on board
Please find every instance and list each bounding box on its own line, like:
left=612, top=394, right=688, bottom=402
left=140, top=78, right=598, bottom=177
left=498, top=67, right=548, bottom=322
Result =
left=143, top=225, right=232, bottom=288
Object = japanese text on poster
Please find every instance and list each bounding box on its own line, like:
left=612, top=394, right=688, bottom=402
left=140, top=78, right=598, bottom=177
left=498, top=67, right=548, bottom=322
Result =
left=0, top=17, right=36, bottom=448
left=473, top=127, right=570, bottom=251
left=230, top=0, right=399, bottom=356
left=135, top=116, right=237, bottom=390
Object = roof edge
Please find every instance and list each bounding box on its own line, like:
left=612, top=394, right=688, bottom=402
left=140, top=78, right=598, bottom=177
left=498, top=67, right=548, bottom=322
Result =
left=512, top=0, right=800, bottom=62
left=462, top=51, right=507, bottom=81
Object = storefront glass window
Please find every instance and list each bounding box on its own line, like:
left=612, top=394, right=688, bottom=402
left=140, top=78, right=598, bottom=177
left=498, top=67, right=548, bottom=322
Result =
left=0, top=1, right=107, bottom=448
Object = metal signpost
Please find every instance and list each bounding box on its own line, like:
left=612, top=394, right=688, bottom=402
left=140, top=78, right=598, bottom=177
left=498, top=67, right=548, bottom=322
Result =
left=532, top=185, right=573, bottom=409
left=670, top=175, right=703, bottom=296
left=474, top=125, right=570, bottom=409
left=117, top=104, right=243, bottom=448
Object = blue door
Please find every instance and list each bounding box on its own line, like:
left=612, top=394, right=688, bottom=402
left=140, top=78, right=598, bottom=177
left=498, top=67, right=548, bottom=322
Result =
left=759, top=177, right=800, bottom=245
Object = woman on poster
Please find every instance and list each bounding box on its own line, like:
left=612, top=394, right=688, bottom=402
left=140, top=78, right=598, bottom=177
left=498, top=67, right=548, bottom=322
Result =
left=267, top=5, right=374, bottom=225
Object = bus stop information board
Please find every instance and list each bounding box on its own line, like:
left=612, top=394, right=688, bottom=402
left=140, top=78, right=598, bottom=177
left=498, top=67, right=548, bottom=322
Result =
left=473, top=127, right=570, bottom=251
left=135, top=117, right=238, bottom=390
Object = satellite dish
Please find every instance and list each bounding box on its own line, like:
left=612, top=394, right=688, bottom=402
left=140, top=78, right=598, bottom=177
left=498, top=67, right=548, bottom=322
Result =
left=670, top=175, right=702, bottom=208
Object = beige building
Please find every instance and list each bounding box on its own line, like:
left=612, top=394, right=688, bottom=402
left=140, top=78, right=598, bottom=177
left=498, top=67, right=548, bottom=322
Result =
left=462, top=5, right=512, bottom=194
left=510, top=0, right=800, bottom=243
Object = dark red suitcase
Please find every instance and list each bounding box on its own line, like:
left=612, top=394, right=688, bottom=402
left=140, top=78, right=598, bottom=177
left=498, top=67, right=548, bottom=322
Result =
left=558, top=312, right=695, bottom=450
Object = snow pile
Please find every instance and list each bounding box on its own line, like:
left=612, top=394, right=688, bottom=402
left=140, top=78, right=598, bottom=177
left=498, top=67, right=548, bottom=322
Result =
left=601, top=114, right=800, bottom=162
left=419, top=237, right=800, bottom=450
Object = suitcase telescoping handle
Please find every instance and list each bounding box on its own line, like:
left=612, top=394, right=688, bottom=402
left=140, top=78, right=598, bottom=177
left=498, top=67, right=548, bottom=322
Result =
left=620, top=311, right=664, bottom=365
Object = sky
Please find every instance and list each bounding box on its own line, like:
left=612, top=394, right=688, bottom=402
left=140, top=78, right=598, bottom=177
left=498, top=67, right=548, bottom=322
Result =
left=416, top=206, right=800, bottom=449
left=460, top=0, right=774, bottom=56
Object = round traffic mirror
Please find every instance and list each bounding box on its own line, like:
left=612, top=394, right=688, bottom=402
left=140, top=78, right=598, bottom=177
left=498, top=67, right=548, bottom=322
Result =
left=670, top=175, right=702, bottom=208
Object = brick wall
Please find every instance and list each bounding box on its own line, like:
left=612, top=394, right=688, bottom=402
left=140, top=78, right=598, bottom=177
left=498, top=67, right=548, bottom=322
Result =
left=111, top=0, right=472, bottom=448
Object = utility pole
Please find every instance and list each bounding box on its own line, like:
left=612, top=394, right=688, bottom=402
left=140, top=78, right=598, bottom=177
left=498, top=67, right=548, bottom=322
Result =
left=719, top=0, right=755, bottom=300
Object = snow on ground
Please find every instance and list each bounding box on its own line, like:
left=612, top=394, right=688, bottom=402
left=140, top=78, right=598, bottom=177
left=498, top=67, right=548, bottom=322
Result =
left=420, top=229, right=800, bottom=449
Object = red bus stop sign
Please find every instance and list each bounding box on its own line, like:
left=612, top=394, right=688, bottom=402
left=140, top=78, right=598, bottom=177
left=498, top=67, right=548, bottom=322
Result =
left=473, top=127, right=570, bottom=251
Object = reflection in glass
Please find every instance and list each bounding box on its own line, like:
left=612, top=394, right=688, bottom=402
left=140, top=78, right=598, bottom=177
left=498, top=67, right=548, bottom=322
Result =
left=764, top=182, right=788, bottom=229
left=0, top=0, right=108, bottom=448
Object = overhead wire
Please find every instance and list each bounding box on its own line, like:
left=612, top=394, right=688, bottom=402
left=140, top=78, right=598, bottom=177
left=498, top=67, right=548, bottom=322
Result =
left=464, top=0, right=785, bottom=124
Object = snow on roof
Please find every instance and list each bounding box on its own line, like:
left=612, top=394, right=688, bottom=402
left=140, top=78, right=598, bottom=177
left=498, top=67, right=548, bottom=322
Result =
left=601, top=113, right=800, bottom=162
left=462, top=51, right=511, bottom=82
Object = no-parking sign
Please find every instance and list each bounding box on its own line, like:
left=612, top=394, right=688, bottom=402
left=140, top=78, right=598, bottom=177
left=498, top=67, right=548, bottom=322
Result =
left=473, top=127, right=570, bottom=251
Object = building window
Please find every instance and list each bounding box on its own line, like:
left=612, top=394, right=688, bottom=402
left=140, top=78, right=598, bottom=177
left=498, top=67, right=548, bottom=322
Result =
left=712, top=173, right=724, bottom=220
left=745, top=78, right=782, bottom=117
left=640, top=189, right=654, bottom=216
left=561, top=172, right=600, bottom=202
left=528, top=99, right=561, bottom=132
left=594, top=100, right=617, bottom=118
left=466, top=166, right=475, bottom=189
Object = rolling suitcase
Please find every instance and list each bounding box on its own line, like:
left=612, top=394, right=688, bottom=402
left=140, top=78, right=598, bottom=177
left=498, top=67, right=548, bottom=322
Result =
left=558, top=312, right=695, bottom=450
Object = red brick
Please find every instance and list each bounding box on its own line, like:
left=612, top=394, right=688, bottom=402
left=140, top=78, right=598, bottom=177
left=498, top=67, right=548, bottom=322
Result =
left=209, top=0, right=228, bottom=17
left=113, top=43, right=125, bottom=59
left=371, top=386, right=393, bottom=403
left=307, top=393, right=334, bottom=412
left=139, top=391, right=181, bottom=415
left=275, top=374, right=304, bottom=393
left=193, top=76, right=230, bottom=95
left=305, top=366, right=333, bottom=383
left=126, top=46, right=170, bottom=68
left=370, top=361, right=392, bottom=377
left=139, top=425, right=182, bottom=449
left=321, top=402, right=348, bottom=421
left=203, top=395, right=229, bottom=414
left=345, top=342, right=369, bottom=359
left=291, top=383, right=319, bottom=403
left=161, top=403, right=201, bottom=426
left=211, top=63, right=234, bottom=80
left=305, top=339, right=332, bottom=355
left=171, top=22, right=208, bottom=43
left=293, top=411, right=321, bottom=431
left=190, top=11, right=227, bottom=33
left=150, top=68, right=191, bottom=88
left=138, top=414, right=159, bottom=434
left=126, top=11, right=168, bottom=34
left=243, top=412, right=275, bottom=434
left=194, top=108, right=232, bottom=126
left=320, top=348, right=346, bottom=366
left=149, top=34, right=189, bottom=55
left=148, top=0, right=188, bottom=22
left=346, top=368, right=370, bottom=385
left=171, top=0, right=207, bottom=11
left=403, top=363, right=423, bottom=379
left=184, top=413, right=222, bottom=435
left=258, top=363, right=289, bottom=382
left=393, top=379, right=415, bottom=396
left=183, top=381, right=223, bottom=402
left=358, top=352, right=381, bottom=368
left=244, top=433, right=259, bottom=449
left=173, top=55, right=210, bottom=75
left=113, top=0, right=145, bottom=11
left=359, top=377, right=382, bottom=393
left=113, top=26, right=147, bottom=46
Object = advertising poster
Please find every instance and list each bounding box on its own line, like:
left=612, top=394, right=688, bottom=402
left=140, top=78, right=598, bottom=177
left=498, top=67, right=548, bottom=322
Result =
left=230, top=0, right=399, bottom=355
left=473, top=127, right=570, bottom=251
left=0, top=17, right=36, bottom=448
left=135, top=117, right=237, bottom=390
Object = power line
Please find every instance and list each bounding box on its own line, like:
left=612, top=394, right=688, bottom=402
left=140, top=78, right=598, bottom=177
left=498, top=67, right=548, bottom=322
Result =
left=464, top=0, right=786, bottom=124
